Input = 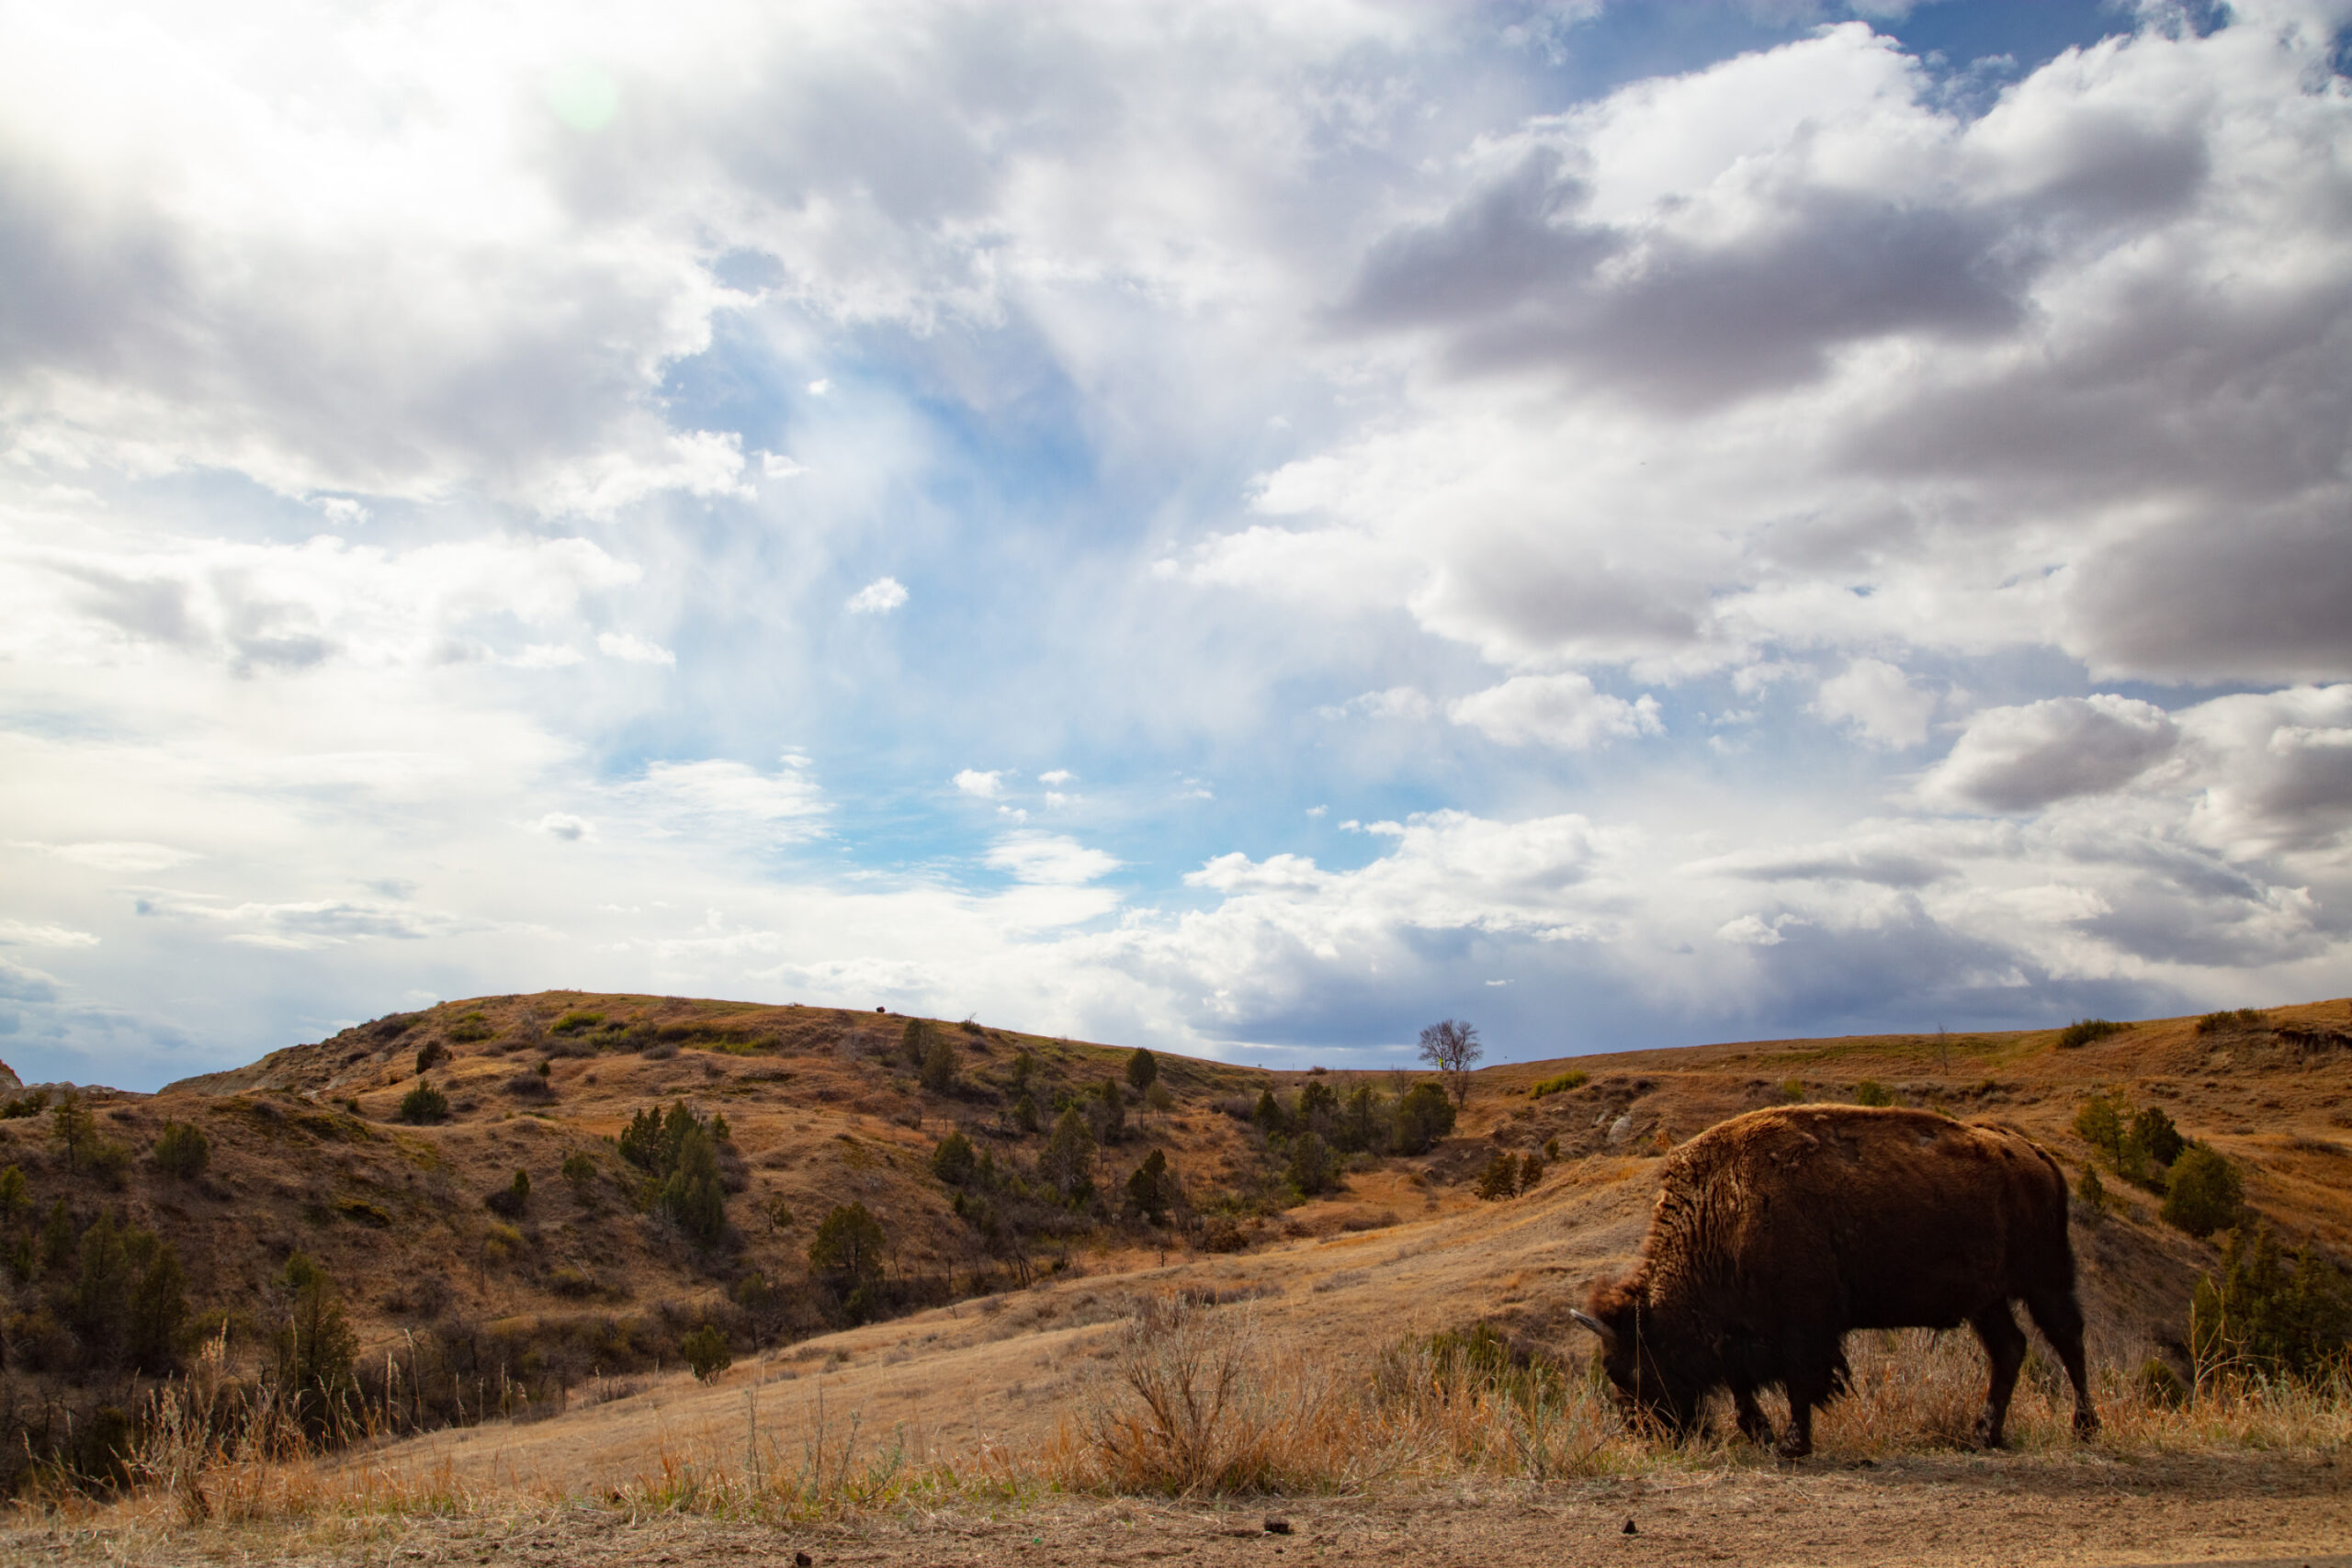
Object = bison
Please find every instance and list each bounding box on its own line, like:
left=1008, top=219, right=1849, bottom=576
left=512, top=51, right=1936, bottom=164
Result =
left=1572, top=1104, right=2098, bottom=1457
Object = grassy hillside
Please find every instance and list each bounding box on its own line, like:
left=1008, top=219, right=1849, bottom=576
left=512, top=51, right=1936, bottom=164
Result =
left=2, top=991, right=2347, bottom=1500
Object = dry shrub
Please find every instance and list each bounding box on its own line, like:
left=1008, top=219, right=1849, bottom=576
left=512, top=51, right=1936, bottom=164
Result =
left=1061, top=1295, right=1364, bottom=1495
left=1057, top=1301, right=1639, bottom=1497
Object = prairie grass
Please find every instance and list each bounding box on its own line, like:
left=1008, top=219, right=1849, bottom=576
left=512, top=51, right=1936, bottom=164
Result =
left=30, top=1295, right=2352, bottom=1551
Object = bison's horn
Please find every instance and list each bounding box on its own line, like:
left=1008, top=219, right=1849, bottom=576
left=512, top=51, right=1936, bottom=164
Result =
left=1569, top=1309, right=1613, bottom=1344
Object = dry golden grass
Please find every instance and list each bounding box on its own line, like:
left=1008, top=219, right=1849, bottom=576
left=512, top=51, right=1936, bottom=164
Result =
left=51, top=1292, right=2346, bottom=1558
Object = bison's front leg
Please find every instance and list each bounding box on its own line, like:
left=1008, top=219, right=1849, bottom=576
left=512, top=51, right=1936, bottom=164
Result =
left=1969, top=1303, right=2029, bottom=1449
left=1728, top=1382, right=1775, bottom=1447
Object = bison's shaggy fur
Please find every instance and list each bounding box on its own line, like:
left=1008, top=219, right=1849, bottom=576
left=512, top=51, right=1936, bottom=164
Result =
left=1577, top=1105, right=2097, bottom=1457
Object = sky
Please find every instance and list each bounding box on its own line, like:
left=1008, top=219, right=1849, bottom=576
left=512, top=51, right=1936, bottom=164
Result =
left=3, top=0, right=2349, bottom=1090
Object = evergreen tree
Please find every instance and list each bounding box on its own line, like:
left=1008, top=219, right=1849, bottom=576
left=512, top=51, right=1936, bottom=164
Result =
left=1087, top=1077, right=1126, bottom=1145
left=1124, top=1149, right=1175, bottom=1226
left=1040, top=1106, right=1097, bottom=1204
left=51, top=1090, right=96, bottom=1174
left=153, top=1119, right=211, bottom=1179
left=1125, top=1047, right=1159, bottom=1095
left=277, top=1252, right=358, bottom=1437
left=931, top=1130, right=978, bottom=1186
left=126, top=1229, right=187, bottom=1373
left=659, top=1124, right=729, bottom=1246
left=808, top=1202, right=887, bottom=1292
left=1392, top=1082, right=1457, bottom=1155
left=1287, top=1132, right=1337, bottom=1197
left=68, top=1212, right=132, bottom=1366
left=920, top=1031, right=960, bottom=1095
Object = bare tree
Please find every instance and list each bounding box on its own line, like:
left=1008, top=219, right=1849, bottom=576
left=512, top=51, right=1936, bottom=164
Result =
left=1418, top=1019, right=1483, bottom=1108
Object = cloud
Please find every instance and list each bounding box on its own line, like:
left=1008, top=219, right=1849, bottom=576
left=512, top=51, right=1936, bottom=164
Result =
left=597, top=631, right=677, bottom=666
left=845, top=576, right=909, bottom=615
left=624, top=755, right=827, bottom=834
left=1449, top=673, right=1662, bottom=750
left=985, top=831, right=1121, bottom=886
left=1038, top=770, right=1075, bottom=786
left=1923, top=694, right=2178, bottom=812
left=532, top=813, right=596, bottom=842
left=1814, top=659, right=1937, bottom=749
left=952, top=769, right=1004, bottom=798
left=1322, top=686, right=1433, bottom=722
left=0, top=919, right=99, bottom=948
left=10, top=840, right=198, bottom=873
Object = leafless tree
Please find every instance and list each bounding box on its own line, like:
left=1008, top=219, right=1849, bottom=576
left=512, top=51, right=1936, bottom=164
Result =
left=1418, top=1019, right=1483, bottom=1108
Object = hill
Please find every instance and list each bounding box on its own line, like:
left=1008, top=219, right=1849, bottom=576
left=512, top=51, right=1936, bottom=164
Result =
left=0, top=991, right=2347, bottom=1500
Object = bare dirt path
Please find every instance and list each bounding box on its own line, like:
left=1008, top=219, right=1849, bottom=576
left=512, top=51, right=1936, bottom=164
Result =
left=13, top=1451, right=2347, bottom=1568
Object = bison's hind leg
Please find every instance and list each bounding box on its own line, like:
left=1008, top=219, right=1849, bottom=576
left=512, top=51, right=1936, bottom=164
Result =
left=2024, top=1287, right=2100, bottom=1439
left=1968, top=1303, right=2029, bottom=1450
left=1727, top=1382, right=1775, bottom=1447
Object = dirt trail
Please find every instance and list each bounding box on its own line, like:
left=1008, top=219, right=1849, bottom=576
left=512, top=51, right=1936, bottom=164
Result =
left=14, top=1454, right=2350, bottom=1567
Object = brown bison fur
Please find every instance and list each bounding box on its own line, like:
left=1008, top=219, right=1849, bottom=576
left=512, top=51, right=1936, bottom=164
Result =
left=1576, top=1104, right=2098, bottom=1458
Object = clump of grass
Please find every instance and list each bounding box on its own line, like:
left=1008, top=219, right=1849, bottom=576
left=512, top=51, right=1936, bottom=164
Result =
left=1529, top=1070, right=1589, bottom=1099
left=2056, top=1018, right=2130, bottom=1049
left=2195, top=1008, right=2266, bottom=1035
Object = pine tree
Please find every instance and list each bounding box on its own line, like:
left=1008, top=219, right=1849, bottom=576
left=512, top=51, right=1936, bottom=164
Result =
left=1040, top=1106, right=1097, bottom=1204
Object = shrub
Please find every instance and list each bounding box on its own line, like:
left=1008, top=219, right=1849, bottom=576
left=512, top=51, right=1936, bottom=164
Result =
left=1852, top=1079, right=1895, bottom=1108
left=808, top=1202, right=887, bottom=1293
left=682, top=1324, right=732, bottom=1382
left=0, top=1089, right=50, bottom=1120
left=503, top=1070, right=555, bottom=1100
left=1780, top=1077, right=1806, bottom=1103
left=2132, top=1106, right=2187, bottom=1168
left=2073, top=1091, right=2125, bottom=1166
left=1251, top=1089, right=1290, bottom=1138
left=485, top=1169, right=531, bottom=1218
left=1529, top=1070, right=1588, bottom=1099
left=414, top=1040, right=449, bottom=1074
left=446, top=1010, right=496, bottom=1043
left=1475, top=1151, right=1520, bottom=1201
left=2139, top=1356, right=2189, bottom=1409
left=153, top=1119, right=211, bottom=1180
left=1391, top=1082, right=1456, bottom=1155
left=0, top=1165, right=26, bottom=1225
left=2056, top=1018, right=2130, bottom=1049
left=2075, top=1165, right=2109, bottom=1217
left=1011, top=1091, right=1040, bottom=1135
left=89, top=1139, right=132, bottom=1189
left=931, top=1130, right=978, bottom=1186
left=2163, top=1145, right=2245, bottom=1237
left=1518, top=1152, right=1545, bottom=1192
left=920, top=1030, right=961, bottom=1095
left=551, top=1010, right=605, bottom=1035
left=398, top=1081, right=450, bottom=1124
left=2189, top=1225, right=2352, bottom=1382
left=2194, top=1008, right=2266, bottom=1035
left=560, top=1151, right=597, bottom=1193
left=1286, top=1133, right=1337, bottom=1198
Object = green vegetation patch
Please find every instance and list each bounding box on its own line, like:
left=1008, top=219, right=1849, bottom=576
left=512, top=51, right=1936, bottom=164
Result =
left=334, top=1197, right=393, bottom=1228
left=1529, top=1070, right=1589, bottom=1099
left=551, top=1010, right=607, bottom=1034
left=2056, top=1018, right=2131, bottom=1049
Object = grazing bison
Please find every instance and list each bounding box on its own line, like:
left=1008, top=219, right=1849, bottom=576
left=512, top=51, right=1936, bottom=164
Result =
left=1572, top=1104, right=2098, bottom=1457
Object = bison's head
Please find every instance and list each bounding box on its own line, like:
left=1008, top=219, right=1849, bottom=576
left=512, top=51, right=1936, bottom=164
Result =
left=1573, top=1280, right=1701, bottom=1439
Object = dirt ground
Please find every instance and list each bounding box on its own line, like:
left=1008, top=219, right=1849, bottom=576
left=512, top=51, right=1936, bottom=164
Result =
left=10, top=1452, right=2350, bottom=1568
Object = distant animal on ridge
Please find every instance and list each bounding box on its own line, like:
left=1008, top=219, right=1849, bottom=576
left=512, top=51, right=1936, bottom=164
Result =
left=1571, top=1104, right=2098, bottom=1458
